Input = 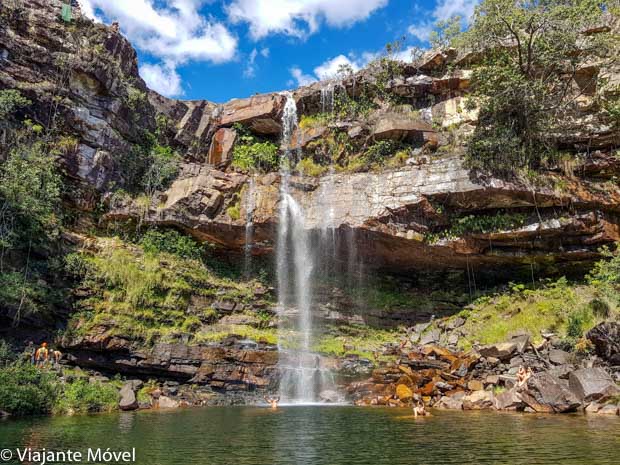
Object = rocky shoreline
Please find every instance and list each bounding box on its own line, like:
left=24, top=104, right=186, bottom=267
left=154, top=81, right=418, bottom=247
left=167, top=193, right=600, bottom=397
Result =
left=347, top=321, right=620, bottom=416
left=33, top=321, right=617, bottom=417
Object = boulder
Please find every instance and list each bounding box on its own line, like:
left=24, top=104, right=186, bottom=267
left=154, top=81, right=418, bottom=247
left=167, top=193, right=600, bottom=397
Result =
left=157, top=396, right=180, bottom=409
left=319, top=390, right=342, bottom=403
left=396, top=383, right=414, bottom=401
left=596, top=404, right=619, bottom=415
left=467, top=380, right=484, bottom=391
left=462, top=390, right=494, bottom=410
left=494, top=389, right=525, bottom=411
left=435, top=396, right=463, bottom=410
left=207, top=128, right=236, bottom=166
left=372, top=114, right=436, bottom=144
left=585, top=402, right=602, bottom=413
left=510, top=334, right=531, bottom=354
left=521, top=372, right=581, bottom=413
left=548, top=349, right=571, bottom=365
left=479, top=342, right=517, bottom=361
left=587, top=322, right=620, bottom=364
left=119, top=383, right=138, bottom=411
left=419, top=329, right=441, bottom=346
left=219, top=94, right=284, bottom=135
left=569, top=368, right=620, bottom=402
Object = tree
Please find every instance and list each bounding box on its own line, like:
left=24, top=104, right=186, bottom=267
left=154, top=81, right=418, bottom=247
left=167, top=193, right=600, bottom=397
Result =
left=430, top=15, right=463, bottom=49
left=461, top=0, right=618, bottom=175
left=0, top=142, right=61, bottom=250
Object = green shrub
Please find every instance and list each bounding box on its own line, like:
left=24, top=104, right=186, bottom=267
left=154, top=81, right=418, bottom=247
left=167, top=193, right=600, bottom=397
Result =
left=0, top=89, right=31, bottom=119
left=587, top=245, right=620, bottom=306
left=0, top=271, right=48, bottom=321
left=295, top=158, right=327, bottom=177
left=0, top=339, right=15, bottom=367
left=226, top=203, right=241, bottom=220
left=365, top=140, right=403, bottom=165
left=0, top=363, right=57, bottom=416
left=427, top=212, right=528, bottom=243
left=139, top=228, right=202, bottom=260
left=232, top=141, right=279, bottom=172
left=566, top=306, right=595, bottom=339
left=142, top=144, right=181, bottom=196
left=53, top=379, right=118, bottom=415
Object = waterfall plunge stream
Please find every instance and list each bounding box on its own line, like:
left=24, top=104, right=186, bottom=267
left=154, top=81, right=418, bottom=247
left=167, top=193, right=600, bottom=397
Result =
left=276, top=93, right=339, bottom=404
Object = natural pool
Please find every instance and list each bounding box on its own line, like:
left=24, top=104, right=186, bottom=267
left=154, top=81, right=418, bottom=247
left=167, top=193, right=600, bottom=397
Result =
left=1, top=407, right=619, bottom=465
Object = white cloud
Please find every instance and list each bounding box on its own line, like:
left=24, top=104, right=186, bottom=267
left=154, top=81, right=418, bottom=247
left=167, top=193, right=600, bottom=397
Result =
left=408, top=0, right=479, bottom=44
left=227, top=0, right=388, bottom=40
left=433, top=0, right=479, bottom=23
left=289, top=51, right=377, bottom=87
left=408, top=22, right=433, bottom=42
left=140, top=62, right=183, bottom=97
left=289, top=67, right=317, bottom=86
left=244, top=48, right=258, bottom=78
left=313, top=54, right=360, bottom=80
left=80, top=0, right=238, bottom=96
left=260, top=47, right=270, bottom=58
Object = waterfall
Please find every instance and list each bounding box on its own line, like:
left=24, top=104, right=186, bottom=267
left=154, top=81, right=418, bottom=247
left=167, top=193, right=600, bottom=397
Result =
left=276, top=93, right=339, bottom=404
left=243, top=176, right=256, bottom=279
left=320, top=83, right=335, bottom=114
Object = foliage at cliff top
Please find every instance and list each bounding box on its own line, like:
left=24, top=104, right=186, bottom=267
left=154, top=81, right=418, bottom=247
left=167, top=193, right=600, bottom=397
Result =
left=460, top=0, right=619, bottom=175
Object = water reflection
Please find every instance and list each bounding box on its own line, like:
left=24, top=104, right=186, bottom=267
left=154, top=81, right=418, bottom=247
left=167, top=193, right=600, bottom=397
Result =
left=1, top=407, right=618, bottom=465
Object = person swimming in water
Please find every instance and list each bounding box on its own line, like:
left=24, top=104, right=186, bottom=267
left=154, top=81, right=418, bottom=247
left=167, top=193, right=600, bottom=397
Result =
left=264, top=396, right=280, bottom=410
left=413, top=401, right=430, bottom=418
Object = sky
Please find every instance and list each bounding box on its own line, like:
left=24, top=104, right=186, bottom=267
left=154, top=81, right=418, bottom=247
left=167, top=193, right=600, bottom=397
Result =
left=79, top=0, right=479, bottom=103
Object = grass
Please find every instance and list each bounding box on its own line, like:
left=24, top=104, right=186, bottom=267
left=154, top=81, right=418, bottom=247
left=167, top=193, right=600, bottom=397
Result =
left=295, top=157, right=328, bottom=177
left=312, top=325, right=401, bottom=360
left=438, top=278, right=608, bottom=349
left=299, top=113, right=331, bottom=130
left=66, top=237, right=274, bottom=347
left=194, top=325, right=278, bottom=345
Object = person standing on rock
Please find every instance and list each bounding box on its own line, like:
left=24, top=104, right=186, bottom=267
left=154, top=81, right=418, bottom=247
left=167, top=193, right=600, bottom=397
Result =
left=23, top=341, right=35, bottom=365
left=35, top=342, right=49, bottom=368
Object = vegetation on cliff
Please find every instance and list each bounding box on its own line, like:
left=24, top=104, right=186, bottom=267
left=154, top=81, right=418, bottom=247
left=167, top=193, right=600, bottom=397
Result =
left=65, top=233, right=274, bottom=346
left=460, top=0, right=619, bottom=175
left=0, top=361, right=118, bottom=416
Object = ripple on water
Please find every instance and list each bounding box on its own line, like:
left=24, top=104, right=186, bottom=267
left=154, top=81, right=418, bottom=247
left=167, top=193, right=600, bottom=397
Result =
left=1, top=407, right=619, bottom=465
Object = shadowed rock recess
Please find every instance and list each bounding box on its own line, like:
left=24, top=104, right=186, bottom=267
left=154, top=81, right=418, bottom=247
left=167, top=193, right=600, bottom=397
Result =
left=1, top=0, right=619, bottom=408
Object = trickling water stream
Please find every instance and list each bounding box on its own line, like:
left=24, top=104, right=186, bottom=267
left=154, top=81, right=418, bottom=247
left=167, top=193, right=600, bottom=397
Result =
left=276, top=93, right=339, bottom=403
left=243, top=176, right=256, bottom=279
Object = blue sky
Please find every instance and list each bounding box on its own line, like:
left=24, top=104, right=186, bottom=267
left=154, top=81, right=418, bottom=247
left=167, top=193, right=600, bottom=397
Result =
left=80, top=0, right=478, bottom=103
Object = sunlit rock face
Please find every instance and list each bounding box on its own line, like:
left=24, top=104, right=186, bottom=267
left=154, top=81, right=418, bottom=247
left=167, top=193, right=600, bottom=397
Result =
left=3, top=0, right=620, bottom=274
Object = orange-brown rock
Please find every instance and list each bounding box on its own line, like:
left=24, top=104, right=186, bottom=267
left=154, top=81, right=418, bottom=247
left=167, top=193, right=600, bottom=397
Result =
left=207, top=128, right=237, bottom=166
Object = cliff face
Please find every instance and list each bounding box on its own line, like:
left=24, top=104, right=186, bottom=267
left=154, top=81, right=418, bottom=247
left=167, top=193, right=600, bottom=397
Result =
left=1, top=0, right=619, bottom=275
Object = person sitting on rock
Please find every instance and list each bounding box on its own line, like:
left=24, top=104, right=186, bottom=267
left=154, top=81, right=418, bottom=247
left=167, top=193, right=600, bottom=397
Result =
left=413, top=401, right=430, bottom=418
left=264, top=396, right=280, bottom=410
left=35, top=342, right=49, bottom=368
left=517, top=365, right=532, bottom=388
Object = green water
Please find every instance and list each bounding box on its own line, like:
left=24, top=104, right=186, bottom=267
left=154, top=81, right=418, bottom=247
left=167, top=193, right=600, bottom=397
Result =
left=1, top=407, right=619, bottom=465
